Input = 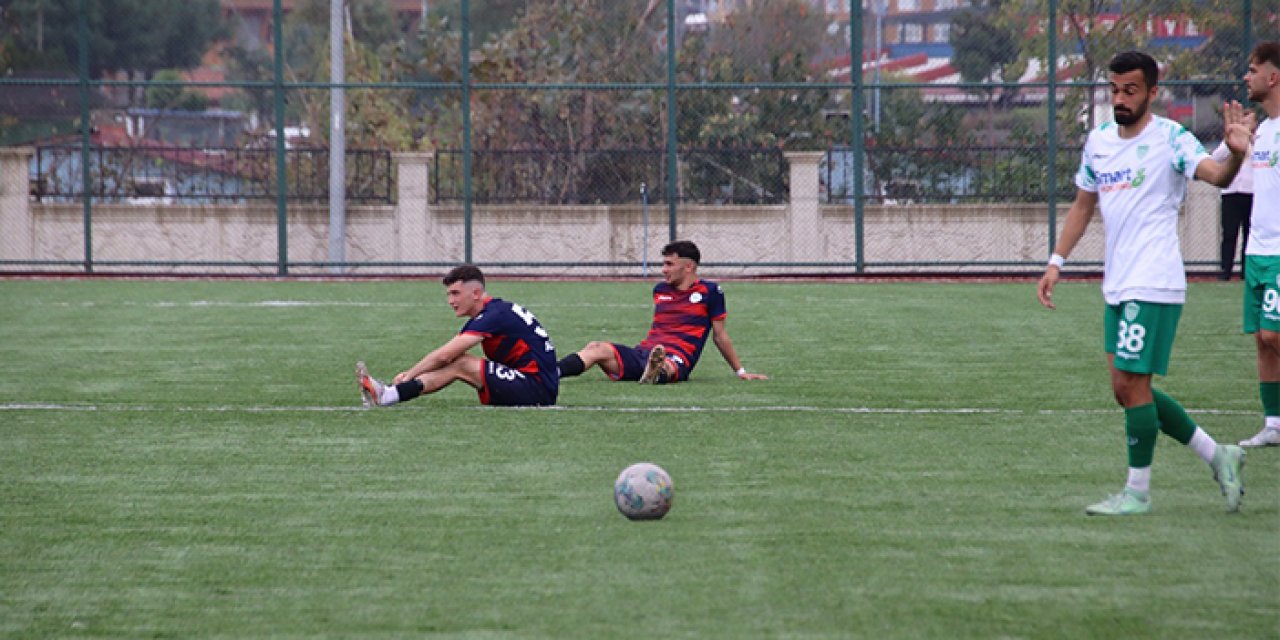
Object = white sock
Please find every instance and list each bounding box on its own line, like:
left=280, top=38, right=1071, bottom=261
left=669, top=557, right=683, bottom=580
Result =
left=1265, top=416, right=1280, bottom=431
left=1188, top=427, right=1217, bottom=465
left=1126, top=467, right=1151, bottom=494
left=379, top=385, right=400, bottom=406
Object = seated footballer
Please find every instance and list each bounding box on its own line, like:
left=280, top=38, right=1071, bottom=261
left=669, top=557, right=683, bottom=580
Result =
left=557, top=240, right=767, bottom=384
left=356, top=264, right=559, bottom=407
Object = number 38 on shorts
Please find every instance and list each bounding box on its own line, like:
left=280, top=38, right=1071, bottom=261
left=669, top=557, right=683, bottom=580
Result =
left=1103, top=300, right=1182, bottom=376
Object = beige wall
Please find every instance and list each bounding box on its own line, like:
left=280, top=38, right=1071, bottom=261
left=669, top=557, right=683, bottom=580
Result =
left=1, top=148, right=1224, bottom=276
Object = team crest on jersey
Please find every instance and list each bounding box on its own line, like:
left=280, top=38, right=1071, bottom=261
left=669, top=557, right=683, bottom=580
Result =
left=1124, top=302, right=1140, bottom=322
left=690, top=292, right=703, bottom=303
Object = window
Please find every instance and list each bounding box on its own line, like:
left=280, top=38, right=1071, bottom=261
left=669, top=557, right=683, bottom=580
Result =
left=898, top=0, right=919, bottom=11
left=931, top=22, right=950, bottom=43
left=902, top=23, right=923, bottom=43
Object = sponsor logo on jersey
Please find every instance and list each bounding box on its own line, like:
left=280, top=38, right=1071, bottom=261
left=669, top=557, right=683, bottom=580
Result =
left=1097, top=167, right=1145, bottom=192
left=1136, top=145, right=1149, bottom=159
left=656, top=294, right=674, bottom=302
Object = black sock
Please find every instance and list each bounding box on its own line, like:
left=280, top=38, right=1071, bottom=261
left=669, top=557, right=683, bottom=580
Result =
left=395, top=379, right=424, bottom=402
left=558, top=353, right=585, bottom=377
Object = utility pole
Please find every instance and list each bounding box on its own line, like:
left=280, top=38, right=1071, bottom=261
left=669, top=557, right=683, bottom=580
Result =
left=329, top=0, right=347, bottom=273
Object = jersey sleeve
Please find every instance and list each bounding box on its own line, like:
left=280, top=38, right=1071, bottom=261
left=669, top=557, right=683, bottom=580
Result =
left=1075, top=133, right=1098, bottom=192
left=1172, top=126, right=1210, bottom=179
left=706, top=283, right=727, bottom=320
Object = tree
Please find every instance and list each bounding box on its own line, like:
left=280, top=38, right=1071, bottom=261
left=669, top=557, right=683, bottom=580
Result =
left=995, top=0, right=1253, bottom=141
left=1, top=0, right=225, bottom=80
left=691, top=0, right=841, bottom=151
left=950, top=2, right=1023, bottom=143
left=145, top=69, right=210, bottom=111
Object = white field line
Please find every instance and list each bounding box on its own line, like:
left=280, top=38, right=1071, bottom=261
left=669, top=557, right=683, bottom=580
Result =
left=31, top=300, right=645, bottom=309
left=0, top=402, right=1254, bottom=416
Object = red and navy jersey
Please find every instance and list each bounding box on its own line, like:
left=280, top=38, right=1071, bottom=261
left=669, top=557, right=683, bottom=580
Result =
left=461, top=297, right=559, bottom=389
left=638, top=280, right=726, bottom=374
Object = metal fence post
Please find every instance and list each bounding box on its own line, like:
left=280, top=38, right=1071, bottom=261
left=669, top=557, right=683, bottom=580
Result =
left=641, top=182, right=650, bottom=277
left=462, top=0, right=474, bottom=264
left=665, top=0, right=678, bottom=243
left=77, top=0, right=92, bottom=273
left=1046, top=0, right=1059, bottom=258
left=850, top=0, right=865, bottom=272
left=273, top=0, right=289, bottom=275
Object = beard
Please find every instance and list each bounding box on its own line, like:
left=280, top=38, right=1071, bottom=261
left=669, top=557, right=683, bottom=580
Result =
left=1113, top=99, right=1149, bottom=126
left=1248, top=85, right=1267, bottom=103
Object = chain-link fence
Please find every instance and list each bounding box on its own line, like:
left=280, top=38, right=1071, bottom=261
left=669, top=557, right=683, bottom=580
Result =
left=0, top=0, right=1275, bottom=275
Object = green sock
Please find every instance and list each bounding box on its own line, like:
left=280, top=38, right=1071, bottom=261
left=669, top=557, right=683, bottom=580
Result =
left=1125, top=403, right=1159, bottom=469
left=1152, top=388, right=1196, bottom=445
left=1260, top=382, right=1280, bottom=419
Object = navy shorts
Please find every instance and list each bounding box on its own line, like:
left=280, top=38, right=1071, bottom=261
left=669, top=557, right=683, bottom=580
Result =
left=476, top=360, right=557, bottom=406
left=607, top=343, right=690, bottom=383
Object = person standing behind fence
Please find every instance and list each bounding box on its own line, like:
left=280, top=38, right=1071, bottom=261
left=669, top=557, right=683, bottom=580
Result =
left=1238, top=41, right=1280, bottom=449
left=1211, top=138, right=1253, bottom=280
left=1036, top=50, right=1251, bottom=516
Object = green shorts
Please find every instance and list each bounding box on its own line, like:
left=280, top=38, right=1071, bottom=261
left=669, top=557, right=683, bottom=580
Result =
left=1103, top=300, right=1182, bottom=376
left=1243, top=255, right=1280, bottom=334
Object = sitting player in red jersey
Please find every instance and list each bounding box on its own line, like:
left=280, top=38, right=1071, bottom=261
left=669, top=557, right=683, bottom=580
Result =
left=557, top=240, right=767, bottom=384
left=356, top=264, right=559, bottom=407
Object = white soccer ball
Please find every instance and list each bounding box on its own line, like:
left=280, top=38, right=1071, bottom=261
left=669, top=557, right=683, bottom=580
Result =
left=614, top=462, right=674, bottom=520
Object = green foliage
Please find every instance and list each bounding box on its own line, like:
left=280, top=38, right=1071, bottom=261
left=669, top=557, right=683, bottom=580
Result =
left=860, top=78, right=975, bottom=200
left=0, top=279, right=1274, bottom=638
left=950, top=3, right=1019, bottom=88
left=144, top=69, right=209, bottom=112
left=0, top=0, right=225, bottom=79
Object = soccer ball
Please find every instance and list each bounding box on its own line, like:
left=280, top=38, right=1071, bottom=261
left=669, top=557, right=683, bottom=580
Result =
left=613, top=462, right=674, bottom=520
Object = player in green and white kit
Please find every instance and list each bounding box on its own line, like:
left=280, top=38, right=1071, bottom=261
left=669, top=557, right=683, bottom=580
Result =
left=1037, top=51, right=1252, bottom=516
left=1240, top=41, right=1280, bottom=449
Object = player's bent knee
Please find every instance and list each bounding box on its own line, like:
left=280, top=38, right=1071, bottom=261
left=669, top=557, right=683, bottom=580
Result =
left=1259, top=330, right=1280, bottom=354
left=583, top=341, right=614, bottom=359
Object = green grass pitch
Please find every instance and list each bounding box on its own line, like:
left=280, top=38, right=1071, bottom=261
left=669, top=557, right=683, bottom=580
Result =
left=0, top=278, right=1275, bottom=638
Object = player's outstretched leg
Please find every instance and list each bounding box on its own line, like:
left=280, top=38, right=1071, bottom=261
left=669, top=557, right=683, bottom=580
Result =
left=639, top=345, right=666, bottom=385
left=1239, top=426, right=1280, bottom=447
left=1085, top=487, right=1152, bottom=516
left=356, top=361, right=387, bottom=408
left=1210, top=444, right=1246, bottom=513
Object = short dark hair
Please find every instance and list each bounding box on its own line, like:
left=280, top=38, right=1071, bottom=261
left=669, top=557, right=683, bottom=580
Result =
left=442, top=264, right=485, bottom=287
left=1108, top=50, right=1159, bottom=89
left=662, top=240, right=701, bottom=264
left=1252, top=41, right=1280, bottom=70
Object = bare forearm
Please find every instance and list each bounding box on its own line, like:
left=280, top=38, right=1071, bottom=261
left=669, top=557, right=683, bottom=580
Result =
left=714, top=334, right=743, bottom=371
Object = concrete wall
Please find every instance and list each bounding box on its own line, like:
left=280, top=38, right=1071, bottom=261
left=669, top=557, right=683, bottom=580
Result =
left=1, top=147, right=1225, bottom=276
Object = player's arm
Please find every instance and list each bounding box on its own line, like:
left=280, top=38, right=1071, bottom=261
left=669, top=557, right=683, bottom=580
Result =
left=711, top=318, right=768, bottom=380
left=396, top=333, right=484, bottom=382
left=1194, top=101, right=1253, bottom=187
left=1037, top=189, right=1098, bottom=310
